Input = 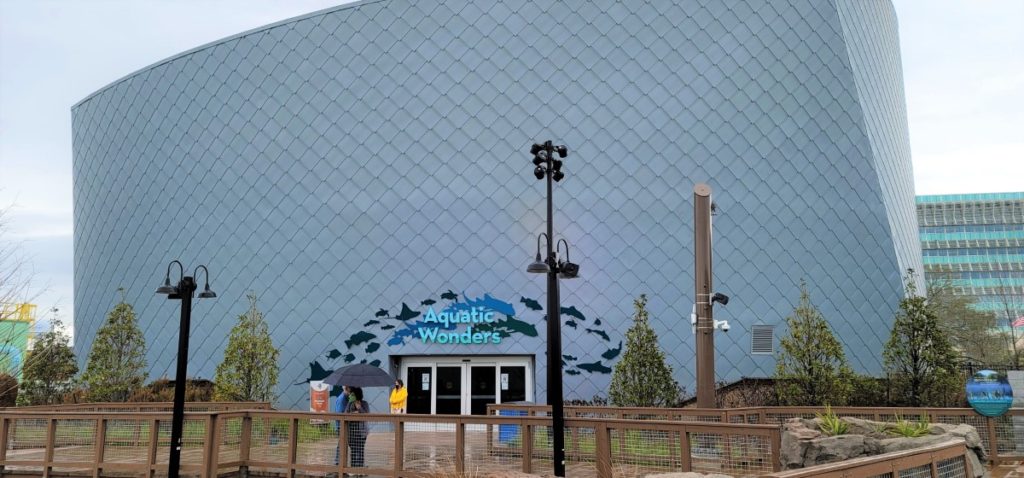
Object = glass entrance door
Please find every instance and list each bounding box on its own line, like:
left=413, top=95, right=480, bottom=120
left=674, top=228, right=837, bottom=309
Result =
left=499, top=365, right=527, bottom=403
left=469, top=366, right=497, bottom=415
left=435, top=366, right=463, bottom=415
left=406, top=366, right=432, bottom=414
left=399, top=356, right=533, bottom=415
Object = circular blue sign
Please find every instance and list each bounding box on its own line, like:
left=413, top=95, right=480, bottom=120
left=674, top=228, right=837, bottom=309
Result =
left=966, top=369, right=1013, bottom=417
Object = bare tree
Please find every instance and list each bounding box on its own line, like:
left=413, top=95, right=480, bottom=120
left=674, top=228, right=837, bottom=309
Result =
left=927, top=273, right=1008, bottom=365
left=0, top=206, right=33, bottom=318
left=991, top=276, right=1024, bottom=366
left=0, top=205, right=39, bottom=379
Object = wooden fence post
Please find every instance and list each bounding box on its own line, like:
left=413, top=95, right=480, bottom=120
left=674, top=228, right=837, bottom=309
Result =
left=338, top=418, right=349, bottom=477
left=204, top=414, right=220, bottom=478
left=455, top=419, right=465, bottom=474
left=770, top=427, right=782, bottom=471
left=287, top=417, right=298, bottom=478
left=595, top=423, right=612, bottom=478
left=521, top=421, right=533, bottom=474
left=93, top=418, right=106, bottom=478
left=239, top=415, right=252, bottom=478
left=394, top=416, right=404, bottom=476
left=0, top=417, right=9, bottom=475
left=680, top=428, right=692, bottom=472
left=617, top=410, right=625, bottom=454
left=986, top=416, right=999, bottom=464
left=42, top=418, right=56, bottom=478
left=147, top=420, right=159, bottom=478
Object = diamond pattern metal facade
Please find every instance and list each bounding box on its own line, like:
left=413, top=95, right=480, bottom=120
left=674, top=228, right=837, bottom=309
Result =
left=72, top=0, right=921, bottom=408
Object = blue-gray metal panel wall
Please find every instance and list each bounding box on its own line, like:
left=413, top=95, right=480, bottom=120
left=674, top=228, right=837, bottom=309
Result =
left=72, top=0, right=911, bottom=408
left=836, top=0, right=925, bottom=286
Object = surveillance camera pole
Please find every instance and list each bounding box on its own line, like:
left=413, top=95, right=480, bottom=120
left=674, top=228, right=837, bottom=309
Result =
left=694, top=183, right=716, bottom=408
left=530, top=140, right=567, bottom=476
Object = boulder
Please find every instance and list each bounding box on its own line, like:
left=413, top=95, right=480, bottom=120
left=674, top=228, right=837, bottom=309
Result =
left=802, top=434, right=868, bottom=466
left=779, top=416, right=989, bottom=477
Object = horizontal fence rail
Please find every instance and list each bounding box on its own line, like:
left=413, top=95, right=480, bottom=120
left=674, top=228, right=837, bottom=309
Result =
left=488, top=404, right=1024, bottom=465
left=0, top=408, right=781, bottom=478
left=759, top=439, right=974, bottom=478
left=1, top=405, right=1019, bottom=477
left=0, top=402, right=272, bottom=413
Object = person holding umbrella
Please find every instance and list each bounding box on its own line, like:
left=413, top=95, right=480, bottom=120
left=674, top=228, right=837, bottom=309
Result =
left=345, top=387, right=370, bottom=470
left=322, top=363, right=394, bottom=473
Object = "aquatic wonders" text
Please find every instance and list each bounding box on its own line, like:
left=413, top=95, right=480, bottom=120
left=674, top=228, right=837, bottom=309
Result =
left=417, top=306, right=501, bottom=344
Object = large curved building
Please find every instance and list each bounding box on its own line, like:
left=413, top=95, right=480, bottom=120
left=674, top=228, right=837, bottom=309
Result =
left=72, top=0, right=922, bottom=409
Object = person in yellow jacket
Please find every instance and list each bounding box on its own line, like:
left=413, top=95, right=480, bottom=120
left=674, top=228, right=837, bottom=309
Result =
left=389, top=379, right=408, bottom=414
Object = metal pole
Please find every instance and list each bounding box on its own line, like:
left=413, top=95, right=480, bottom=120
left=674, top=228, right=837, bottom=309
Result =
left=168, top=276, right=196, bottom=478
left=544, top=142, right=566, bottom=477
left=694, top=184, right=715, bottom=408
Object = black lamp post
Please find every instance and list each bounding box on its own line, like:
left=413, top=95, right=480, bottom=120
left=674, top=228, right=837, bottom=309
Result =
left=527, top=141, right=578, bottom=477
left=156, top=260, right=216, bottom=478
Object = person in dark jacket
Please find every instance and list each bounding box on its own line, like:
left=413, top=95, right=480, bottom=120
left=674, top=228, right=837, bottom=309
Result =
left=345, top=387, right=370, bottom=468
left=333, top=385, right=350, bottom=466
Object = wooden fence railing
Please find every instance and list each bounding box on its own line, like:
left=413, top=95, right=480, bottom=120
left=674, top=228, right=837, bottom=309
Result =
left=0, top=402, right=272, bottom=413
left=488, top=404, right=1024, bottom=465
left=0, top=409, right=781, bottom=478
left=759, top=439, right=974, bottom=478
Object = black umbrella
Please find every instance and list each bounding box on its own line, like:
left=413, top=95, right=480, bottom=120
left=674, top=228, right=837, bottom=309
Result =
left=323, top=363, right=395, bottom=387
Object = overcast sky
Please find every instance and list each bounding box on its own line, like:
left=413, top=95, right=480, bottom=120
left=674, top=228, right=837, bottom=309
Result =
left=1, top=0, right=1022, bottom=333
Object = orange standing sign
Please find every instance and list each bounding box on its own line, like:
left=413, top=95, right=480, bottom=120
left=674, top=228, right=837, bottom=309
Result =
left=310, top=381, right=330, bottom=423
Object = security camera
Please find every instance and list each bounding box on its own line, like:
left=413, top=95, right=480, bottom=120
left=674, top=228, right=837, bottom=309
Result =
left=720, top=321, right=730, bottom=332
left=711, top=292, right=729, bottom=306
left=713, top=319, right=730, bottom=332
left=559, top=261, right=579, bottom=279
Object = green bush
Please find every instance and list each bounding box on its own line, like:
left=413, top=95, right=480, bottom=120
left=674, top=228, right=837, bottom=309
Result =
left=815, top=405, right=848, bottom=436
left=846, top=374, right=888, bottom=406
left=0, top=374, right=18, bottom=407
left=890, top=414, right=930, bottom=438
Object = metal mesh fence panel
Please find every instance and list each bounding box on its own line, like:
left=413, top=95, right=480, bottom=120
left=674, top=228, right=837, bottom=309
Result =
left=247, top=416, right=291, bottom=474
left=679, top=413, right=723, bottom=423
left=463, top=421, right=523, bottom=475
left=183, top=418, right=208, bottom=468
left=293, top=420, right=338, bottom=468
left=528, top=423, right=554, bottom=475
left=103, top=418, right=149, bottom=463
left=936, top=455, right=968, bottom=478
left=609, top=428, right=676, bottom=476
left=565, top=424, right=597, bottom=476
left=565, top=424, right=596, bottom=466
left=7, top=418, right=46, bottom=471
left=722, top=433, right=773, bottom=475
left=992, top=413, right=1022, bottom=457
left=53, top=418, right=96, bottom=469
left=153, top=420, right=172, bottom=465
left=898, top=463, right=933, bottom=478
left=348, top=418, right=393, bottom=472
left=402, top=418, right=457, bottom=475
left=217, top=416, right=243, bottom=465
left=1009, top=413, right=1024, bottom=457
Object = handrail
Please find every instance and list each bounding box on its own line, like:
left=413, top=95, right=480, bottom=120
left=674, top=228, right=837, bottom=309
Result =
left=0, top=401, right=272, bottom=412
left=0, top=407, right=784, bottom=478
left=487, top=404, right=1023, bottom=465
left=759, top=439, right=972, bottom=477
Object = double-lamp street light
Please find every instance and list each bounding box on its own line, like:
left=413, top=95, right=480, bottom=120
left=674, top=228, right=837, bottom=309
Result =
left=526, top=141, right=578, bottom=477
left=155, top=260, right=216, bottom=478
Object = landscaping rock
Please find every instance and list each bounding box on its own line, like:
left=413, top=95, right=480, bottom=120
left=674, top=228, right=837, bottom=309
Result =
left=802, top=434, right=868, bottom=466
left=778, top=416, right=989, bottom=478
